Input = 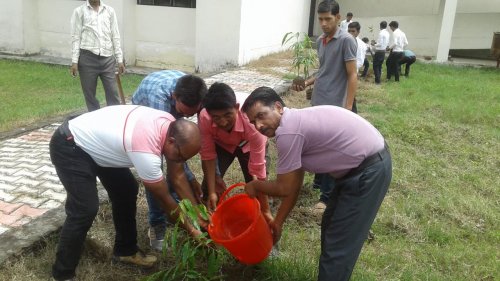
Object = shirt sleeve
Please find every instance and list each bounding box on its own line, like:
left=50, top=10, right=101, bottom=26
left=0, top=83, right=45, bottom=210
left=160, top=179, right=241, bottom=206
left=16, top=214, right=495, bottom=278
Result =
left=276, top=133, right=305, bottom=175
left=198, top=110, right=217, bottom=161
left=70, top=7, right=82, bottom=64
left=128, top=151, right=163, bottom=183
left=344, top=35, right=358, bottom=62
left=245, top=125, right=267, bottom=179
left=355, top=39, right=363, bottom=69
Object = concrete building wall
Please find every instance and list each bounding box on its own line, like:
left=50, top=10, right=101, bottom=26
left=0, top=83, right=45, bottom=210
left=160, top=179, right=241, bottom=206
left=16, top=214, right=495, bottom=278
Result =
left=452, top=13, right=500, bottom=49
left=135, top=5, right=196, bottom=70
left=1, top=0, right=312, bottom=72
left=0, top=0, right=27, bottom=54
left=37, top=0, right=78, bottom=58
left=195, top=0, right=311, bottom=73
left=195, top=0, right=242, bottom=73
left=238, top=0, right=311, bottom=66
left=311, top=0, right=500, bottom=58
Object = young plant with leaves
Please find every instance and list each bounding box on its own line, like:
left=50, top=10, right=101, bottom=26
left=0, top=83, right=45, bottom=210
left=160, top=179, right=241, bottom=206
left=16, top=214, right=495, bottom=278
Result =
left=144, top=200, right=227, bottom=281
left=282, top=31, right=318, bottom=87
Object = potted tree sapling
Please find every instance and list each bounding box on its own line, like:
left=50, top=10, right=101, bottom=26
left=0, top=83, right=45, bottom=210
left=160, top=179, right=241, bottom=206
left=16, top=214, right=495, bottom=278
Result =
left=282, top=32, right=318, bottom=99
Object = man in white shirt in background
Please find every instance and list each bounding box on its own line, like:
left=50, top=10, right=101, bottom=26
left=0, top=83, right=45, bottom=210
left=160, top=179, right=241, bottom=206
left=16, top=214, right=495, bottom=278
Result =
left=70, top=0, right=125, bottom=111
left=361, top=37, right=373, bottom=78
left=386, top=21, right=408, bottom=82
left=339, top=12, right=353, bottom=33
left=371, top=21, right=390, bottom=84
left=347, top=22, right=367, bottom=76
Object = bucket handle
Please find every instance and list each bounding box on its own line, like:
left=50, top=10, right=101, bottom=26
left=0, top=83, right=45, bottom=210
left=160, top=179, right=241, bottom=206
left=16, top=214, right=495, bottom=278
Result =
left=218, top=182, right=246, bottom=206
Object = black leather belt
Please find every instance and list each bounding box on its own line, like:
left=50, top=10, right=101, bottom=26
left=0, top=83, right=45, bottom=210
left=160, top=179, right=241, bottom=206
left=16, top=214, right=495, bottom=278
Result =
left=339, top=142, right=390, bottom=179
left=58, top=121, right=74, bottom=142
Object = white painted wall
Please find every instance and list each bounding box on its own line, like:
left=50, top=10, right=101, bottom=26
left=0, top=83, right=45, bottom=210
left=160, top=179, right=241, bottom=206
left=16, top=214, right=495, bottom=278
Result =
left=5, top=0, right=496, bottom=70
left=195, top=0, right=243, bottom=73
left=195, top=0, right=312, bottom=73
left=315, top=0, right=500, bottom=58
left=452, top=13, right=500, bottom=49
left=37, top=0, right=80, bottom=58
left=0, top=0, right=26, bottom=54
left=238, top=0, right=311, bottom=65
left=135, top=5, right=196, bottom=70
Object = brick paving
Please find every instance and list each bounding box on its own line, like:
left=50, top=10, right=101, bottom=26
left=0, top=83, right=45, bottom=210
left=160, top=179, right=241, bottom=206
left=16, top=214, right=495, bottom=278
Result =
left=0, top=65, right=289, bottom=264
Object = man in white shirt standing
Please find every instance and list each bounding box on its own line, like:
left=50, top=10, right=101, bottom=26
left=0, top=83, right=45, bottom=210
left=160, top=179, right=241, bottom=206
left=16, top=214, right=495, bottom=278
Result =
left=386, top=21, right=408, bottom=82
left=347, top=22, right=367, bottom=75
left=70, top=0, right=125, bottom=111
left=371, top=21, right=390, bottom=84
left=339, top=12, right=353, bottom=33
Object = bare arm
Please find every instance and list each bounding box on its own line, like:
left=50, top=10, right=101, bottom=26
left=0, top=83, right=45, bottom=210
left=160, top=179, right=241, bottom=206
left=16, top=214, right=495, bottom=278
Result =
left=202, top=159, right=218, bottom=211
left=344, top=60, right=358, bottom=111
left=166, top=159, right=198, bottom=205
left=245, top=168, right=305, bottom=243
left=143, top=180, right=201, bottom=237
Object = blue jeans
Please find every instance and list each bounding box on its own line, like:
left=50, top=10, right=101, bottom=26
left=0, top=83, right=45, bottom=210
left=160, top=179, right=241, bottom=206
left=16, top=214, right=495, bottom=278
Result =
left=146, top=163, right=193, bottom=227
left=313, top=173, right=336, bottom=203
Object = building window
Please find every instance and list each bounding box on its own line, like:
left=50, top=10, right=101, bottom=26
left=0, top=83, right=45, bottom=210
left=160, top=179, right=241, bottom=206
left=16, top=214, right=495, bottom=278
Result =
left=137, top=0, right=196, bottom=8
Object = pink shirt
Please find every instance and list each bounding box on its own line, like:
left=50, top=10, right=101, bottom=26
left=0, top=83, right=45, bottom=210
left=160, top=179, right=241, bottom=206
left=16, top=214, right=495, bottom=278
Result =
left=69, top=105, right=174, bottom=183
left=276, top=106, right=384, bottom=178
left=198, top=107, right=267, bottom=180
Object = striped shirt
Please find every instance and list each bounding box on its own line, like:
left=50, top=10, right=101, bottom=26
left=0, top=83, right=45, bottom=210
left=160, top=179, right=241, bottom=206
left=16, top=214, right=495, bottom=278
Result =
left=71, top=1, right=123, bottom=63
left=131, top=70, right=186, bottom=118
left=69, top=105, right=175, bottom=183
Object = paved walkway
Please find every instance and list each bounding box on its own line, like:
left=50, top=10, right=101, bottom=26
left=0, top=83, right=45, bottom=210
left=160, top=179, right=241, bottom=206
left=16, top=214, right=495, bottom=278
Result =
left=0, top=56, right=290, bottom=264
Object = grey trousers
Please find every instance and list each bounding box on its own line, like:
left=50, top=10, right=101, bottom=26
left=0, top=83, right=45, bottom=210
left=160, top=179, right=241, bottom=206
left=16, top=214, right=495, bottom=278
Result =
left=318, top=146, right=392, bottom=281
left=78, top=49, right=120, bottom=111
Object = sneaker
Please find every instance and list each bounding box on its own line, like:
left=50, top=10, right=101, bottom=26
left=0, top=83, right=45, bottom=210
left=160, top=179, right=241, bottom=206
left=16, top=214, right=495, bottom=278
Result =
left=312, top=201, right=327, bottom=215
left=112, top=250, right=157, bottom=268
left=52, top=278, right=74, bottom=281
left=148, top=224, right=166, bottom=251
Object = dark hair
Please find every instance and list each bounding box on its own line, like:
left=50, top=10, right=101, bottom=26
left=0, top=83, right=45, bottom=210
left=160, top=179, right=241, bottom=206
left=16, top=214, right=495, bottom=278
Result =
left=241, top=87, right=285, bottom=113
left=380, top=21, right=387, bottom=29
left=362, top=37, right=369, bottom=43
left=389, top=21, right=399, bottom=29
left=203, top=82, right=236, bottom=111
left=347, top=12, right=353, bottom=17
left=348, top=21, right=360, bottom=31
left=174, top=75, right=207, bottom=107
left=317, top=0, right=340, bottom=15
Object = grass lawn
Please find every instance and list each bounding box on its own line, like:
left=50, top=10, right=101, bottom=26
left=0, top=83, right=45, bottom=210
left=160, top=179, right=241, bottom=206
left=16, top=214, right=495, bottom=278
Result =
left=0, top=59, right=144, bottom=134
left=0, top=58, right=498, bottom=280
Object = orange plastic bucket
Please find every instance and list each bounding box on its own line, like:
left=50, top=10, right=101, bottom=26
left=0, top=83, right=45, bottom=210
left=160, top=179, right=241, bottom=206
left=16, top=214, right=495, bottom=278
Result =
left=208, top=182, right=273, bottom=265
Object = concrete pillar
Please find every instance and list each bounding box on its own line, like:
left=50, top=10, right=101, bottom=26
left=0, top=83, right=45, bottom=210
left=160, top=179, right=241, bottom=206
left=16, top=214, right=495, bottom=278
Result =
left=436, top=0, right=457, bottom=62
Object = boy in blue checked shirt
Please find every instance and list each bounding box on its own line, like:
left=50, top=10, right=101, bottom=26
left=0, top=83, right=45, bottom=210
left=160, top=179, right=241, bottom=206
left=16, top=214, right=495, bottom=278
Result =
left=132, top=70, right=207, bottom=251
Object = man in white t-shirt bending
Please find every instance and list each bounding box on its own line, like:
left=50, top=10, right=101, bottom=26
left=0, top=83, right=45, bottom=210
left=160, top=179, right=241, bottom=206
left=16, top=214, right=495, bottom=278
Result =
left=49, top=105, right=202, bottom=281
